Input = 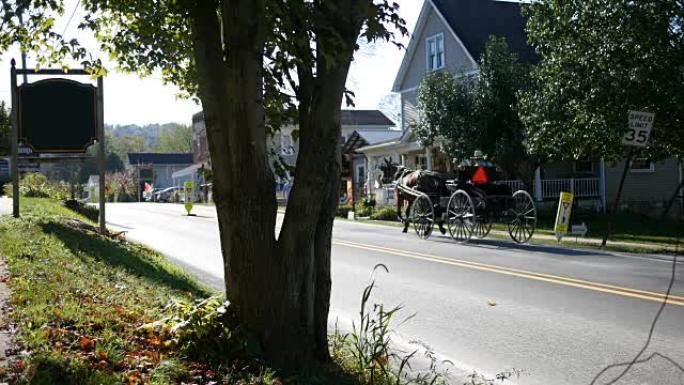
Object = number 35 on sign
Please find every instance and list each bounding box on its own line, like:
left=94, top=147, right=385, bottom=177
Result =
left=622, top=110, right=655, bottom=147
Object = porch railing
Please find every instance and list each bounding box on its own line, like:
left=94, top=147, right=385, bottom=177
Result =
left=499, top=177, right=600, bottom=200
left=542, top=178, right=600, bottom=199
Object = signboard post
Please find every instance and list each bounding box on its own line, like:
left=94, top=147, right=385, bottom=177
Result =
left=602, top=110, right=655, bottom=246
left=9, top=59, right=106, bottom=233
left=10, top=61, right=19, bottom=217
left=554, top=192, right=574, bottom=241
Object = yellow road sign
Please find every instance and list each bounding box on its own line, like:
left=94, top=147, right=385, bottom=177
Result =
left=554, top=192, right=574, bottom=240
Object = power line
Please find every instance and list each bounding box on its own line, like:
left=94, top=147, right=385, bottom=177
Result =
left=61, top=0, right=81, bottom=36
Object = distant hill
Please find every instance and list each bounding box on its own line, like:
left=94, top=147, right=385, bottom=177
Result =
left=105, top=123, right=182, bottom=150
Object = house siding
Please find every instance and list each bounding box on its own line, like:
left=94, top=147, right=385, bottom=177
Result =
left=401, top=89, right=419, bottom=132
left=606, top=158, right=680, bottom=205
left=398, top=7, right=476, bottom=92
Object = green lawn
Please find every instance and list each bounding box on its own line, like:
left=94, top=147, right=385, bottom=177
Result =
left=0, top=198, right=283, bottom=384
left=351, top=205, right=682, bottom=254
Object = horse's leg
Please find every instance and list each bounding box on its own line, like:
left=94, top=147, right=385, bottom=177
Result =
left=403, top=198, right=412, bottom=233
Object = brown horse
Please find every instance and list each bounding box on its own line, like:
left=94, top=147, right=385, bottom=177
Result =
left=394, top=167, right=447, bottom=234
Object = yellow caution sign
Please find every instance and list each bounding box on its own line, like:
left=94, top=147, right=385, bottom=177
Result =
left=554, top=192, right=574, bottom=240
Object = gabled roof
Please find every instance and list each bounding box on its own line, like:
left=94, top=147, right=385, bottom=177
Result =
left=432, top=0, right=537, bottom=63
left=128, top=153, right=194, bottom=165
left=392, top=0, right=537, bottom=92
left=356, top=129, right=402, bottom=144
left=341, top=110, right=395, bottom=127
left=342, top=129, right=402, bottom=154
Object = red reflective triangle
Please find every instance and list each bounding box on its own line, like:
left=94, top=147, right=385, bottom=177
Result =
left=471, top=166, right=489, bottom=184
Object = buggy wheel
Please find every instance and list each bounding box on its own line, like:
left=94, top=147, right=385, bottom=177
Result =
left=508, top=190, right=537, bottom=243
left=473, top=218, right=493, bottom=239
left=410, top=194, right=434, bottom=239
left=447, top=190, right=474, bottom=242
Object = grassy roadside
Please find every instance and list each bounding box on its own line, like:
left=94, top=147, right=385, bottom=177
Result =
left=2, top=198, right=485, bottom=385
left=339, top=210, right=682, bottom=255
left=0, top=198, right=283, bottom=384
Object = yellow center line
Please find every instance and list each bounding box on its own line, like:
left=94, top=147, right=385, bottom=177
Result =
left=333, top=240, right=684, bottom=307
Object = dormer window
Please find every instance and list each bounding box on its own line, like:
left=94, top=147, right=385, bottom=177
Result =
left=426, top=33, right=445, bottom=71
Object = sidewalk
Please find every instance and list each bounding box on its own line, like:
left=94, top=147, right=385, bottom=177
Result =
left=0, top=197, right=11, bottom=216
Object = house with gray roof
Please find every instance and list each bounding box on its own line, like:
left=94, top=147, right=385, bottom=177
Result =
left=359, top=0, right=683, bottom=218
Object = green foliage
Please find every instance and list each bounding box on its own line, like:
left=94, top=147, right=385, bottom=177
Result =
left=369, top=206, right=398, bottom=221
left=519, top=0, right=684, bottom=161
left=331, top=265, right=452, bottom=385
left=155, top=123, right=193, bottom=153
left=0, top=101, right=10, bottom=156
left=415, top=37, right=533, bottom=178
left=337, top=203, right=355, bottom=218
left=143, top=297, right=248, bottom=364
left=63, top=199, right=99, bottom=222
left=0, top=198, right=211, bottom=384
left=4, top=172, right=70, bottom=199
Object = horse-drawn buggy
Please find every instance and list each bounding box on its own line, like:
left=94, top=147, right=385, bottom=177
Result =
left=394, top=153, right=537, bottom=243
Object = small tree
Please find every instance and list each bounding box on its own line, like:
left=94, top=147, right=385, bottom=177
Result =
left=415, top=36, right=535, bottom=182
left=0, top=102, right=10, bottom=156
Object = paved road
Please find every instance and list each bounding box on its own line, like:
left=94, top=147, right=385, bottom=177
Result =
left=106, top=202, right=684, bottom=385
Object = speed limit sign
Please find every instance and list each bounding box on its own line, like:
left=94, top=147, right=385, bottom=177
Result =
left=622, top=110, right=655, bottom=147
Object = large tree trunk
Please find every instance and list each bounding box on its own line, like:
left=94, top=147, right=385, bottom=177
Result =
left=189, top=0, right=362, bottom=369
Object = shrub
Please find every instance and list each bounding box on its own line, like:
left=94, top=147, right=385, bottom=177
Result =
left=143, top=296, right=249, bottom=364
left=3, top=172, right=70, bottom=199
left=63, top=199, right=99, bottom=222
left=337, top=203, right=354, bottom=218
left=369, top=206, right=398, bottom=221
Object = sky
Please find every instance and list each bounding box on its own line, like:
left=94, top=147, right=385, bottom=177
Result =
left=0, top=0, right=423, bottom=126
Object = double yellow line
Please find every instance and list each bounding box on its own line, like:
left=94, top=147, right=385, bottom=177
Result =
left=334, top=240, right=684, bottom=307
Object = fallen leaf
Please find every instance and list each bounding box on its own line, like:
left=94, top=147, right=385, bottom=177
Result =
left=80, top=336, right=95, bottom=351
left=487, top=300, right=497, bottom=307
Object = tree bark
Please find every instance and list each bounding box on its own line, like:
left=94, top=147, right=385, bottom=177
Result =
left=188, top=0, right=364, bottom=369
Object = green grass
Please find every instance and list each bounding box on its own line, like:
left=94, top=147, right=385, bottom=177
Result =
left=344, top=208, right=682, bottom=254
left=0, top=198, right=291, bottom=384
left=0, top=198, right=402, bottom=385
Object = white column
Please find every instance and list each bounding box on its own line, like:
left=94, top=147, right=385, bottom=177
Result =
left=599, top=157, right=607, bottom=213
left=366, top=156, right=374, bottom=196
left=534, top=166, right=542, bottom=201
left=425, top=147, right=433, bottom=171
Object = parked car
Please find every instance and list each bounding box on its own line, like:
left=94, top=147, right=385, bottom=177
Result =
left=155, top=186, right=181, bottom=203
left=144, top=188, right=162, bottom=202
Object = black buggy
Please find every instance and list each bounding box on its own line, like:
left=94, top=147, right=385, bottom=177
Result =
left=395, top=160, right=537, bottom=244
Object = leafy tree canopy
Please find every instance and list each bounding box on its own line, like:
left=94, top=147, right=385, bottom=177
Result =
left=0, top=101, right=10, bottom=156
left=154, top=123, right=193, bottom=153
left=415, top=36, right=533, bottom=179
left=3, top=0, right=408, bottom=367
left=519, top=0, right=684, bottom=161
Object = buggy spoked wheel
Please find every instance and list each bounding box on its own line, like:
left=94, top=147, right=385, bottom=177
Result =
left=508, top=190, right=537, bottom=243
left=473, top=218, right=492, bottom=239
left=447, top=190, right=475, bottom=242
left=410, top=194, right=434, bottom=239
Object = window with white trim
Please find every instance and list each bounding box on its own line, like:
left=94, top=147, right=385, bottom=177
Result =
left=426, top=33, right=445, bottom=71
left=630, top=158, right=655, bottom=173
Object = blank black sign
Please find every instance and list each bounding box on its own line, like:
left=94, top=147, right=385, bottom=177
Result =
left=18, top=79, right=97, bottom=153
